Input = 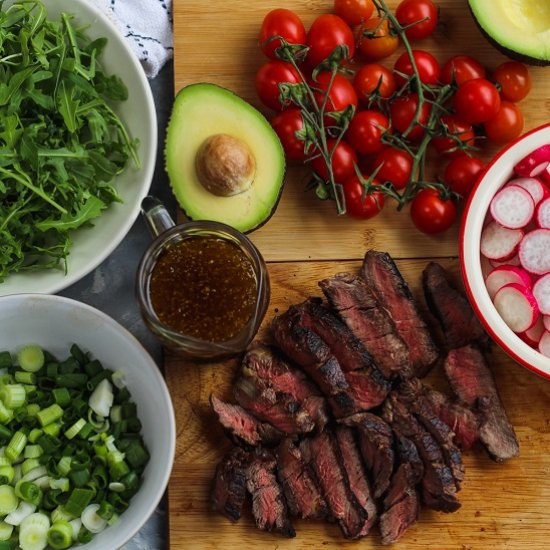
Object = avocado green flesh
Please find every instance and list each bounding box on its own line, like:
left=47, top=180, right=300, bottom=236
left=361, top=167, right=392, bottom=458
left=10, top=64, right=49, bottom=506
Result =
left=469, top=0, right=550, bottom=63
left=165, top=83, right=285, bottom=233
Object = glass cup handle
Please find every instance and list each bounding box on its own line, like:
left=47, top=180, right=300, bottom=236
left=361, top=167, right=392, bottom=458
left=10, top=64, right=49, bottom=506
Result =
left=141, top=196, right=176, bottom=238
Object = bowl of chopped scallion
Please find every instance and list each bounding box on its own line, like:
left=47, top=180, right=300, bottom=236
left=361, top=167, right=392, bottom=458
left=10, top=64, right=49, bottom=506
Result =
left=0, top=0, right=157, bottom=296
left=0, top=293, right=176, bottom=549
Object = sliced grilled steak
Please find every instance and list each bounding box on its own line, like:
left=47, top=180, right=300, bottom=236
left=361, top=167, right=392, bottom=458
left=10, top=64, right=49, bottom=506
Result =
left=300, top=431, right=367, bottom=539
left=383, top=394, right=461, bottom=513
left=444, top=345, right=519, bottom=462
left=246, top=449, right=296, bottom=537
left=396, top=435, right=424, bottom=485
left=422, top=262, right=489, bottom=350
left=379, top=463, right=420, bottom=545
left=423, top=386, right=480, bottom=450
left=319, top=273, right=412, bottom=378
left=211, top=395, right=283, bottom=447
left=211, top=446, right=250, bottom=522
left=339, top=412, right=394, bottom=499
left=275, top=438, right=328, bottom=520
left=362, top=250, right=439, bottom=377
left=335, top=426, right=377, bottom=536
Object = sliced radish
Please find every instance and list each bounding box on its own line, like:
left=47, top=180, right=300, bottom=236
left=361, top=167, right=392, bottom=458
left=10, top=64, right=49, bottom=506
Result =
left=485, top=265, right=532, bottom=300
left=507, top=177, right=547, bottom=206
left=536, top=197, right=550, bottom=229
left=490, top=184, right=535, bottom=229
left=519, top=228, right=550, bottom=275
left=493, top=283, right=539, bottom=332
left=520, top=315, right=545, bottom=347
left=490, top=255, right=521, bottom=268
left=514, top=144, right=550, bottom=177
left=539, top=331, right=550, bottom=358
left=480, top=221, right=524, bottom=261
left=533, top=274, right=550, bottom=315
left=541, top=164, right=550, bottom=187
left=544, top=315, right=550, bottom=332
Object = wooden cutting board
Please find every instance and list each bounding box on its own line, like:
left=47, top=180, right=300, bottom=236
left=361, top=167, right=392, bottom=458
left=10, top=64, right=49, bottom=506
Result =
left=168, top=1, right=550, bottom=548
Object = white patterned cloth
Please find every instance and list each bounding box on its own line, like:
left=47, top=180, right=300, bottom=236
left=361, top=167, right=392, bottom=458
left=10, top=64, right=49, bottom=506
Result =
left=90, top=0, right=173, bottom=79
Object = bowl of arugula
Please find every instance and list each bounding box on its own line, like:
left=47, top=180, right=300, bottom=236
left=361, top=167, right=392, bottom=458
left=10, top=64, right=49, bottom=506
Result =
left=0, top=0, right=157, bottom=296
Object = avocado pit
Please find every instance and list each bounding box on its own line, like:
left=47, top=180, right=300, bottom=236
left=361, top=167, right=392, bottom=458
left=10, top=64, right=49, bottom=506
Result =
left=195, top=133, right=256, bottom=197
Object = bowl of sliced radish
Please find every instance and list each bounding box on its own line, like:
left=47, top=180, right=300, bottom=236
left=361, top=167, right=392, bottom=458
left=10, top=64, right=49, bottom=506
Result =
left=461, top=123, right=550, bottom=377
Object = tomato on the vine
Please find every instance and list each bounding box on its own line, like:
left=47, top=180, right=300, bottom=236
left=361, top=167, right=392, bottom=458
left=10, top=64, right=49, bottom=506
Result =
left=454, top=78, right=501, bottom=124
left=395, top=0, right=438, bottom=41
left=393, top=50, right=441, bottom=87
left=441, top=55, right=486, bottom=86
left=259, top=9, right=307, bottom=60
left=312, top=72, right=358, bottom=124
left=346, top=110, right=390, bottom=155
left=492, top=61, right=532, bottom=103
left=271, top=108, right=307, bottom=163
left=372, top=147, right=413, bottom=190
left=306, top=14, right=355, bottom=69
left=311, top=139, right=358, bottom=182
left=390, top=93, right=431, bottom=142
left=342, top=175, right=385, bottom=219
left=431, top=115, right=474, bottom=156
left=410, top=188, right=457, bottom=234
left=357, top=17, right=399, bottom=61
left=334, top=0, right=374, bottom=26
left=255, top=60, right=301, bottom=111
left=443, top=154, right=484, bottom=198
left=483, top=101, right=524, bottom=145
left=353, top=64, right=396, bottom=102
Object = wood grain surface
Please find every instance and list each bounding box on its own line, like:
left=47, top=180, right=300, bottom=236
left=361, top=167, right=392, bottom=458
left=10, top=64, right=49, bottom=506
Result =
left=168, top=0, right=550, bottom=548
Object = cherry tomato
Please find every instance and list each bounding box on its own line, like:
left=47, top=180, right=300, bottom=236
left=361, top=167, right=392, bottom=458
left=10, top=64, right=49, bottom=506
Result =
left=372, top=147, right=413, bottom=190
left=334, top=0, right=374, bottom=26
left=484, top=101, right=524, bottom=145
left=454, top=78, right=501, bottom=124
left=443, top=154, right=484, bottom=198
left=311, top=139, right=358, bottom=182
left=255, top=60, right=301, bottom=111
left=393, top=50, right=441, bottom=87
left=441, top=55, right=486, bottom=86
left=431, top=115, right=475, bottom=156
left=395, top=0, right=438, bottom=41
left=306, top=14, right=355, bottom=69
left=312, top=72, right=358, bottom=126
left=358, top=17, right=399, bottom=61
left=492, top=61, right=532, bottom=102
left=259, top=9, right=307, bottom=60
left=271, top=108, right=307, bottom=163
left=342, top=175, right=385, bottom=219
left=346, top=110, right=390, bottom=155
left=353, top=64, right=396, bottom=102
left=410, top=188, right=457, bottom=234
left=390, top=93, right=431, bottom=142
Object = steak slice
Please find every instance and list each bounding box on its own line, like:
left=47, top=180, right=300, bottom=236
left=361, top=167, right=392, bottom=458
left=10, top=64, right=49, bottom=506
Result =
left=343, top=369, right=390, bottom=412
left=275, top=438, right=328, bottom=520
left=383, top=394, right=461, bottom=513
left=422, top=262, right=489, bottom=350
left=300, top=431, right=367, bottom=539
left=379, top=463, right=420, bottom=545
left=362, top=250, right=439, bottom=377
left=396, top=435, right=424, bottom=485
left=335, top=426, right=377, bottom=537
left=339, top=412, right=394, bottom=499
left=444, top=345, right=519, bottom=462
left=211, top=446, right=250, bottom=522
left=211, top=395, right=283, bottom=447
left=319, top=273, right=412, bottom=378
left=246, top=449, right=296, bottom=538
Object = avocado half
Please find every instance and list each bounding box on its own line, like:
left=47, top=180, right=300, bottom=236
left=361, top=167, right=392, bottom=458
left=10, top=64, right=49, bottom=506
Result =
left=165, top=83, right=286, bottom=233
left=468, top=0, right=550, bottom=65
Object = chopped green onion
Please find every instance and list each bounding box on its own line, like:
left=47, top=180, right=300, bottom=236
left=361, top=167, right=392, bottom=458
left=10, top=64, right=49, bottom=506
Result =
left=17, top=347, right=45, bottom=373
left=68, top=518, right=81, bottom=541
left=25, top=405, right=40, bottom=418
left=23, top=447, right=43, bottom=460
left=14, top=372, right=35, bottom=386
left=5, top=432, right=27, bottom=462
left=0, top=427, right=12, bottom=447
left=0, top=521, right=13, bottom=541
left=64, top=419, right=86, bottom=441
left=0, top=403, right=13, bottom=425
left=21, top=466, right=47, bottom=482
left=47, top=519, right=72, bottom=550
left=69, top=345, right=87, bottom=366
left=45, top=364, right=59, bottom=379
left=111, top=370, right=126, bottom=390
left=27, top=431, right=42, bottom=445
left=58, top=358, right=79, bottom=376
left=21, top=461, right=41, bottom=478
left=78, top=423, right=94, bottom=440
left=51, top=389, right=70, bottom=408
left=4, top=501, right=36, bottom=526
left=83, top=361, right=102, bottom=378
left=63, top=488, right=94, bottom=517
left=0, top=486, right=18, bottom=515
left=57, top=458, right=71, bottom=478
left=42, top=423, right=61, bottom=438
left=0, top=467, right=15, bottom=485
left=0, top=354, right=12, bottom=370
left=48, top=479, right=69, bottom=493
left=88, top=379, right=113, bottom=418
left=15, top=481, right=41, bottom=506
left=68, top=468, right=90, bottom=488
left=50, top=508, right=73, bottom=524
left=36, top=405, right=63, bottom=428
left=18, top=512, right=50, bottom=549
left=0, top=386, right=26, bottom=410
left=36, top=435, right=61, bottom=455
left=55, top=374, right=87, bottom=389
left=80, top=503, right=107, bottom=534
left=76, top=527, right=92, bottom=544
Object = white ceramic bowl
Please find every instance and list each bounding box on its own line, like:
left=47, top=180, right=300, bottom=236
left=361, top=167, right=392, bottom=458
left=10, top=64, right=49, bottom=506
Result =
left=460, top=122, right=550, bottom=378
left=0, top=0, right=157, bottom=297
left=0, top=294, right=176, bottom=549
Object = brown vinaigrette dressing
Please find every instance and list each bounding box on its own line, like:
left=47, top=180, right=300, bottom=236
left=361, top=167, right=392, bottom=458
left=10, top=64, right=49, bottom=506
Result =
left=149, top=236, right=258, bottom=342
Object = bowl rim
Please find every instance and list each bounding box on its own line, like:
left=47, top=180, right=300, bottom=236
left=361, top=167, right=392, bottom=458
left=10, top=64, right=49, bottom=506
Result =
left=460, top=122, right=550, bottom=379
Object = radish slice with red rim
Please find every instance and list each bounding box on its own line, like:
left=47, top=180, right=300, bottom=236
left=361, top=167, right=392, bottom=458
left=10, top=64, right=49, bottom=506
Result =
left=536, top=197, right=550, bottom=229
left=519, top=228, right=550, bottom=275
left=539, top=331, right=550, bottom=358
left=521, top=315, right=545, bottom=347
left=507, top=177, right=547, bottom=206
left=490, top=184, right=535, bottom=229
left=544, top=315, right=550, bottom=332
left=541, top=164, right=550, bottom=187
left=533, top=274, right=550, bottom=315
left=490, top=255, right=521, bottom=268
left=494, top=283, right=539, bottom=332
left=514, top=144, right=550, bottom=177
left=480, top=221, right=524, bottom=261
left=485, top=265, right=532, bottom=299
